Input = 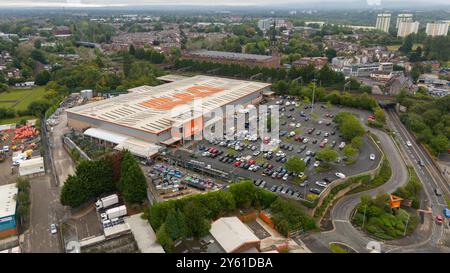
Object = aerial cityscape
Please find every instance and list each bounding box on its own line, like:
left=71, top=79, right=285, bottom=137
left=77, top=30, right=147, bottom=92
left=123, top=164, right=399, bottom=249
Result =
left=0, top=0, right=449, bottom=259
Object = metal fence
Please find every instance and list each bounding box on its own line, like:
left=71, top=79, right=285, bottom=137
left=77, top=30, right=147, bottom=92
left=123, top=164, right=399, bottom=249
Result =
left=63, top=136, right=91, bottom=161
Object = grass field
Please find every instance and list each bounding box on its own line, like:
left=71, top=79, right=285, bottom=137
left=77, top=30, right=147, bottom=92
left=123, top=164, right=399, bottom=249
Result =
left=387, top=43, right=423, bottom=52
left=0, top=115, right=36, bottom=125
left=0, top=86, right=47, bottom=111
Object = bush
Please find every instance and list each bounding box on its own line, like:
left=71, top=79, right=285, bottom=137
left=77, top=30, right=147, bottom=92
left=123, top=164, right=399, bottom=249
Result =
left=270, top=198, right=316, bottom=236
left=393, top=167, right=422, bottom=209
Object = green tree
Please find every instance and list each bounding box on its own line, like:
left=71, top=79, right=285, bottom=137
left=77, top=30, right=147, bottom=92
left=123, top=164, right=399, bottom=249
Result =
left=156, top=224, right=174, bottom=253
left=315, top=147, right=338, bottom=165
left=183, top=200, right=211, bottom=238
left=430, top=134, right=449, bottom=156
left=351, top=136, right=363, bottom=150
left=118, top=151, right=148, bottom=204
left=284, top=156, right=306, bottom=173
left=343, top=144, right=358, bottom=158
left=35, top=70, right=51, bottom=86
left=374, top=107, right=386, bottom=124
left=165, top=209, right=187, bottom=240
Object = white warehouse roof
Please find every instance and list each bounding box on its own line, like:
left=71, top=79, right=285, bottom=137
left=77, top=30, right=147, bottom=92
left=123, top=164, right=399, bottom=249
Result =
left=209, top=217, right=260, bottom=253
left=67, top=75, right=270, bottom=134
left=84, top=127, right=128, bottom=144
left=0, top=183, right=18, bottom=219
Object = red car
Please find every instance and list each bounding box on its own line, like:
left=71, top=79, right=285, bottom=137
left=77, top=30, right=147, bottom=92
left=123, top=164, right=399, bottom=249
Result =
left=435, top=215, right=444, bottom=225
left=234, top=161, right=241, bottom=167
left=248, top=159, right=256, bottom=165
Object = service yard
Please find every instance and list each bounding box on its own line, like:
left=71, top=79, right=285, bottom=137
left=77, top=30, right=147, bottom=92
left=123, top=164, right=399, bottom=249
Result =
left=184, top=97, right=381, bottom=202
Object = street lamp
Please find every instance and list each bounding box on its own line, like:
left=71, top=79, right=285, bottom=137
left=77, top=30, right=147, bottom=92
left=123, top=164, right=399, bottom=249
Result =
left=403, top=213, right=410, bottom=237
left=311, top=79, right=317, bottom=115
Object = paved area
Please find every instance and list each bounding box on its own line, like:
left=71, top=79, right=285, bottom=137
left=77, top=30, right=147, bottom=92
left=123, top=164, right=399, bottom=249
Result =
left=22, top=174, right=67, bottom=253
left=49, top=112, right=75, bottom=186
left=124, top=213, right=165, bottom=253
left=186, top=99, right=380, bottom=201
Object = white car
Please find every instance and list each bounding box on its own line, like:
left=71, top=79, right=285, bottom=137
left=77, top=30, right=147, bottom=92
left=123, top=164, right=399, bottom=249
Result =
left=298, top=172, right=305, bottom=178
left=289, top=131, right=296, bottom=137
left=315, top=181, right=328, bottom=188
left=318, top=120, right=323, bottom=125
left=50, top=224, right=58, bottom=234
left=2, top=146, right=9, bottom=152
left=282, top=174, right=289, bottom=181
left=303, top=138, right=309, bottom=143
left=296, top=123, right=301, bottom=128
left=370, top=154, right=375, bottom=160
left=253, top=151, right=261, bottom=156
left=335, top=172, right=346, bottom=179
left=313, top=161, right=320, bottom=167
left=406, top=141, right=412, bottom=147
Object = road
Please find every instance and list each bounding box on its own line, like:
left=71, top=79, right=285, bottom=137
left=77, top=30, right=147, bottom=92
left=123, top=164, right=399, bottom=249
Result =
left=23, top=112, right=74, bottom=253
left=385, top=109, right=449, bottom=252
left=304, top=109, right=450, bottom=253
left=304, top=125, right=409, bottom=252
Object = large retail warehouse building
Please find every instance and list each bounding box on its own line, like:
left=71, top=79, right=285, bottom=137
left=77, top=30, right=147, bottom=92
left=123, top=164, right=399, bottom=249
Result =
left=66, top=75, right=271, bottom=156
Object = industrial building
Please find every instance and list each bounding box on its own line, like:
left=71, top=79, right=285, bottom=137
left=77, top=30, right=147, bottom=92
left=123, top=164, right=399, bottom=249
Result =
left=0, top=184, right=18, bottom=238
left=182, top=50, right=281, bottom=68
left=66, top=75, right=271, bottom=158
left=342, top=62, right=393, bottom=77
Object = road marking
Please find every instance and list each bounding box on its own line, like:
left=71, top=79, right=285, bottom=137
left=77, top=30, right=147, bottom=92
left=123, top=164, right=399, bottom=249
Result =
left=333, top=219, right=350, bottom=223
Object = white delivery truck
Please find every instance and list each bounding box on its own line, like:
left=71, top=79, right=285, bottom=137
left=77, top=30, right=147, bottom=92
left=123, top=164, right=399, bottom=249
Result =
left=95, top=194, right=119, bottom=211
left=105, top=205, right=127, bottom=219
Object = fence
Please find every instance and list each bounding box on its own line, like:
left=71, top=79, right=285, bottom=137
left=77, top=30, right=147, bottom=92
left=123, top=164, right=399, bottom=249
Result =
left=63, top=136, right=91, bottom=161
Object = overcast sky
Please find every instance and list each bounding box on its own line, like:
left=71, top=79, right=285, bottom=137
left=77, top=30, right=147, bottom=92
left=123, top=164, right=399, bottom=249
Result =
left=0, top=0, right=447, bottom=7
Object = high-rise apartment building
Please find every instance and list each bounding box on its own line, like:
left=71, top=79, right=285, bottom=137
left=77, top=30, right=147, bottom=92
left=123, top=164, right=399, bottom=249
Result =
left=426, top=22, right=449, bottom=37
left=397, top=21, right=419, bottom=37
left=376, top=13, right=391, bottom=33
left=396, top=13, right=413, bottom=28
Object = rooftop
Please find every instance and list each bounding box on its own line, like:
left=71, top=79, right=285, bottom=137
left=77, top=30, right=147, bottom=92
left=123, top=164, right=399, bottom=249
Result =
left=66, top=75, right=270, bottom=134
left=188, top=50, right=275, bottom=62
left=210, top=216, right=260, bottom=253
left=0, top=183, right=18, bottom=219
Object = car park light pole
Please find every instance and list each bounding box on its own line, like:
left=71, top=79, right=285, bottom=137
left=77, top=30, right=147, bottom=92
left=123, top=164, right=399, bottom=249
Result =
left=311, top=79, right=317, bottom=115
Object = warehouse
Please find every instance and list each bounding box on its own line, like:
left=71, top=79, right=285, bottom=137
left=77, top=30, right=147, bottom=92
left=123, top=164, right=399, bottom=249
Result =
left=0, top=183, right=18, bottom=238
left=66, top=75, right=271, bottom=148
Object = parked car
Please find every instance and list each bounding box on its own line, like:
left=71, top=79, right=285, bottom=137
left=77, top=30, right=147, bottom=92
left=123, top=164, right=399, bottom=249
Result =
left=370, top=154, right=376, bottom=160
left=309, top=188, right=322, bottom=195
left=335, top=172, right=346, bottom=179
left=315, top=181, right=327, bottom=188
left=50, top=224, right=58, bottom=234
left=435, top=215, right=444, bottom=225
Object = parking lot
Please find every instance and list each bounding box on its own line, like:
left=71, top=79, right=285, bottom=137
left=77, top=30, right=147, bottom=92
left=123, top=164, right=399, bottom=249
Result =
left=185, top=97, right=381, bottom=201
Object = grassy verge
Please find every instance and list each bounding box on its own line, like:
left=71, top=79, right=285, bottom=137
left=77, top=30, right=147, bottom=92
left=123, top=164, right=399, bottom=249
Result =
left=352, top=195, right=419, bottom=240
left=347, top=158, right=391, bottom=194
left=329, top=243, right=348, bottom=253
left=393, top=166, right=422, bottom=209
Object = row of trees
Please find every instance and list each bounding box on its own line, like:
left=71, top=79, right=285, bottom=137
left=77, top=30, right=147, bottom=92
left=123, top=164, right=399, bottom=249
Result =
left=128, top=45, right=165, bottom=64
left=146, top=181, right=315, bottom=252
left=398, top=94, right=449, bottom=156
left=60, top=151, right=147, bottom=208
